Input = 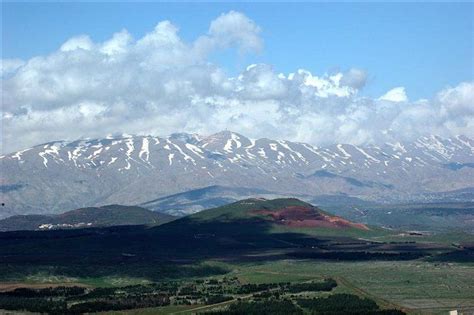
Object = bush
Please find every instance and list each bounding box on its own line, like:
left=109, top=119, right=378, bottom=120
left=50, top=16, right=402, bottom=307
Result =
left=286, top=278, right=337, bottom=293
left=205, top=294, right=233, bottom=304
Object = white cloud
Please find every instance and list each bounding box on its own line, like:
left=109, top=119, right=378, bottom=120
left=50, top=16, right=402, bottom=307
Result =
left=340, top=68, right=367, bottom=89
left=1, top=59, right=25, bottom=77
left=60, top=35, right=94, bottom=52
left=378, top=87, right=408, bottom=102
left=100, top=30, right=132, bottom=56
left=208, top=10, right=263, bottom=53
left=1, top=11, right=473, bottom=154
left=437, top=82, right=474, bottom=116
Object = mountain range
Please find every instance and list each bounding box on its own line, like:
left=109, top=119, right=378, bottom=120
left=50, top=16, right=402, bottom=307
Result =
left=1, top=131, right=473, bottom=218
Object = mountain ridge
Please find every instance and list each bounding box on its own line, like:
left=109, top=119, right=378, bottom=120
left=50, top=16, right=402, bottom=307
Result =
left=1, top=131, right=473, bottom=217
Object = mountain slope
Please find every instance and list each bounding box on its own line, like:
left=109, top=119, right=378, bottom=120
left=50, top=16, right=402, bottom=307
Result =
left=1, top=131, right=473, bottom=217
left=0, top=205, right=175, bottom=231
left=140, top=185, right=292, bottom=216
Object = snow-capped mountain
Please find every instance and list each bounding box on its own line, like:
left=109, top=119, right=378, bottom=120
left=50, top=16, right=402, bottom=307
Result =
left=1, top=131, right=473, bottom=218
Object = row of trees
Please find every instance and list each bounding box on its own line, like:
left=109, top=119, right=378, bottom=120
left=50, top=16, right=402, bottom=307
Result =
left=0, top=286, right=86, bottom=298
left=69, top=295, right=170, bottom=313
left=286, top=278, right=337, bottom=293
left=205, top=295, right=233, bottom=305
left=0, top=296, right=67, bottom=314
left=296, top=294, right=406, bottom=315
left=235, top=282, right=282, bottom=294
left=0, top=294, right=171, bottom=314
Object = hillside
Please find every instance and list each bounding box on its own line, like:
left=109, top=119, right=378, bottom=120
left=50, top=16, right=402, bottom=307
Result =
left=140, top=185, right=286, bottom=216
left=0, top=205, right=175, bottom=231
left=140, top=185, right=378, bottom=218
left=186, top=198, right=368, bottom=230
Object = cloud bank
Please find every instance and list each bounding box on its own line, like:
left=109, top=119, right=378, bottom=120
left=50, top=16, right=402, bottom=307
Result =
left=2, top=11, right=473, bottom=153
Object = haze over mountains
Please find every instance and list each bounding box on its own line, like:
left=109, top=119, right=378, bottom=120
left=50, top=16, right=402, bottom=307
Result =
left=1, top=131, right=473, bottom=218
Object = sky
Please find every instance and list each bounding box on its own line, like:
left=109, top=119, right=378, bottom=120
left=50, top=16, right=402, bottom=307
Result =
left=1, top=2, right=473, bottom=153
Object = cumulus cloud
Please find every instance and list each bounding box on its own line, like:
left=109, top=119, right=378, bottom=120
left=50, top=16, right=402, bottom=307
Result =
left=378, top=87, right=408, bottom=102
left=60, top=35, right=94, bottom=52
left=340, top=68, right=367, bottom=90
left=437, top=82, right=474, bottom=116
left=1, top=59, right=25, bottom=77
left=1, top=11, right=473, bottom=154
left=207, top=11, right=263, bottom=53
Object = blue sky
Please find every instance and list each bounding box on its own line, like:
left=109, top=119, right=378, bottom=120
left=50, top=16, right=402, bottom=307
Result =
left=2, top=2, right=474, bottom=152
left=3, top=2, right=473, bottom=99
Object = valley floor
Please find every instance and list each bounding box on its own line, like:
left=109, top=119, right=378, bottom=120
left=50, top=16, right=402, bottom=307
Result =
left=228, top=260, right=474, bottom=315
left=1, top=259, right=472, bottom=314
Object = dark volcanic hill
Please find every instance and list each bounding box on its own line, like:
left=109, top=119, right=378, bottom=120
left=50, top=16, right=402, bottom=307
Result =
left=0, top=205, right=175, bottom=232
left=186, top=197, right=369, bottom=231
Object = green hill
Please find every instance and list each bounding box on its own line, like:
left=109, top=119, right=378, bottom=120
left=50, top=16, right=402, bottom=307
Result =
left=184, top=197, right=369, bottom=231
left=0, top=205, right=175, bottom=231
left=189, top=198, right=311, bottom=220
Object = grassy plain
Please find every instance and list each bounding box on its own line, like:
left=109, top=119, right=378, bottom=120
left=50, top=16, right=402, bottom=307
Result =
left=4, top=258, right=471, bottom=314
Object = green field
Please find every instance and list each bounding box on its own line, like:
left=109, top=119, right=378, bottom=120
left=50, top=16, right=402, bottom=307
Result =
left=228, top=260, right=474, bottom=314
left=2, top=259, right=472, bottom=314
left=158, top=259, right=474, bottom=314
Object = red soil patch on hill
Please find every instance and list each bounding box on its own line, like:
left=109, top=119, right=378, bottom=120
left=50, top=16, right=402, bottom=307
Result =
left=253, top=206, right=369, bottom=230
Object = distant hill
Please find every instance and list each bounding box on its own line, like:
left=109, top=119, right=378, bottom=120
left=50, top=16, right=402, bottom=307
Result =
left=140, top=185, right=376, bottom=217
left=141, top=185, right=292, bottom=216
left=0, top=205, right=176, bottom=232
